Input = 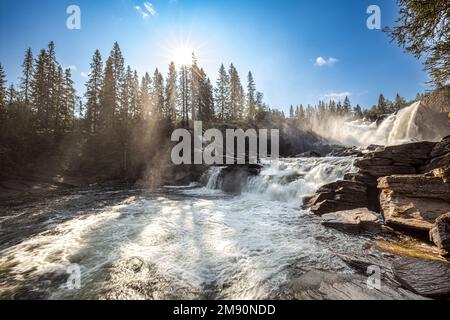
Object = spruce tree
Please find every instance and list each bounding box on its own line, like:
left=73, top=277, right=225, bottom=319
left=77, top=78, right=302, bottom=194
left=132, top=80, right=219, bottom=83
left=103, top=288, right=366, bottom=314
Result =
left=343, top=96, right=352, bottom=114
left=85, top=50, right=103, bottom=133
left=165, top=62, right=178, bottom=122
left=247, top=72, right=256, bottom=121
left=0, top=63, right=6, bottom=115
left=214, top=64, right=230, bottom=121
left=100, top=57, right=116, bottom=130
left=20, top=48, right=34, bottom=104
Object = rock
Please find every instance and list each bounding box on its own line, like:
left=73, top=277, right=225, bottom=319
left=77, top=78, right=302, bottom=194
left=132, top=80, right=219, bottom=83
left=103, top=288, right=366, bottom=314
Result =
left=378, top=173, right=450, bottom=232
left=219, top=164, right=262, bottom=194
left=378, top=174, right=450, bottom=202
left=296, top=151, right=322, bottom=158
left=328, top=146, right=364, bottom=157
left=379, top=189, right=450, bottom=232
left=291, top=270, right=425, bottom=300
left=304, top=180, right=368, bottom=215
left=355, top=141, right=436, bottom=177
left=393, top=257, right=450, bottom=298
left=430, top=135, right=450, bottom=159
left=430, top=213, right=450, bottom=257
left=321, top=208, right=381, bottom=235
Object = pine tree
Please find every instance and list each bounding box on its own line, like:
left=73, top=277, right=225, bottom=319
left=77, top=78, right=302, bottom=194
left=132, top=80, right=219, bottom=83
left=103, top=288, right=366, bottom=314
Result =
left=394, top=93, right=407, bottom=112
left=289, top=105, right=294, bottom=118
left=165, top=62, right=177, bottom=122
left=214, top=64, right=230, bottom=121
left=140, top=72, right=152, bottom=120
left=100, top=57, right=115, bottom=130
left=0, top=63, right=6, bottom=116
left=229, top=63, right=243, bottom=120
left=178, top=65, right=190, bottom=126
left=354, top=104, right=363, bottom=118
left=63, top=68, right=76, bottom=131
left=110, top=42, right=125, bottom=127
left=343, top=96, right=352, bottom=114
left=190, top=53, right=201, bottom=122
left=20, top=48, right=34, bottom=104
left=130, top=70, right=141, bottom=122
left=85, top=50, right=103, bottom=133
left=152, top=68, right=164, bottom=120
left=247, top=72, right=256, bottom=121
left=377, top=94, right=388, bottom=114
left=387, top=0, right=450, bottom=86
left=31, top=48, right=49, bottom=131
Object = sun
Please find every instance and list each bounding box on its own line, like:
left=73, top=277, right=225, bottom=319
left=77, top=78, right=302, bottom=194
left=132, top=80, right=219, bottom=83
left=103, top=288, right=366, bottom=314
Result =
left=170, top=44, right=194, bottom=67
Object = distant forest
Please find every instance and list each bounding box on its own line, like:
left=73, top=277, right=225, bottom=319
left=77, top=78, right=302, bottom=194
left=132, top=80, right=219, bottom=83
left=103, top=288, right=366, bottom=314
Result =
left=0, top=42, right=425, bottom=183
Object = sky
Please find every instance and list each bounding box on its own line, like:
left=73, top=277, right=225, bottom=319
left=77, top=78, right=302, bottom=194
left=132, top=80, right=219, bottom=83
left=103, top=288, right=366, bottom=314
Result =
left=0, top=0, right=432, bottom=112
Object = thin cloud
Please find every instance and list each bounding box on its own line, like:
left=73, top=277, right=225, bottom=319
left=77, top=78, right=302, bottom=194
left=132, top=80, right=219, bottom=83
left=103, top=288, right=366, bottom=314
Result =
left=314, top=56, right=339, bottom=67
left=134, top=2, right=156, bottom=19
left=321, top=91, right=351, bottom=101
left=80, top=72, right=89, bottom=78
left=143, top=2, right=156, bottom=16
left=134, top=6, right=149, bottom=19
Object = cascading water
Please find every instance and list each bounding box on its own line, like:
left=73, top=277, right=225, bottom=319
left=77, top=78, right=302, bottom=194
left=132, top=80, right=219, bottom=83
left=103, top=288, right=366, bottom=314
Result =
left=313, top=100, right=448, bottom=147
left=0, top=157, right=368, bottom=300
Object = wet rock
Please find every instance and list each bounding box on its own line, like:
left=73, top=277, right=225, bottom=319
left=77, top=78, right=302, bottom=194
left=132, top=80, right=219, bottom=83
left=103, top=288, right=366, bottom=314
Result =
left=296, top=151, right=322, bottom=158
left=304, top=180, right=368, bottom=215
left=321, top=208, right=381, bottom=235
left=327, top=146, right=364, bottom=157
left=430, top=213, right=450, bottom=258
left=393, top=257, right=450, bottom=298
left=219, top=164, right=262, bottom=194
left=291, top=270, right=424, bottom=300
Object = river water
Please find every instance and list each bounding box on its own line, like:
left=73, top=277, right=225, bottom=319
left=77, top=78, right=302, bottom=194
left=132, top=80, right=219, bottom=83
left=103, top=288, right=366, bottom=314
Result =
left=0, top=157, right=378, bottom=300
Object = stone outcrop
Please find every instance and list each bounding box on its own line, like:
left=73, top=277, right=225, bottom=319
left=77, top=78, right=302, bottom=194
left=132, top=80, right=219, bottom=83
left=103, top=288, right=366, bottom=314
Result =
left=304, top=135, right=450, bottom=258
left=430, top=213, right=450, bottom=257
left=303, top=180, right=368, bottom=215
left=393, top=257, right=450, bottom=298
left=321, top=208, right=381, bottom=235
left=219, top=164, right=262, bottom=194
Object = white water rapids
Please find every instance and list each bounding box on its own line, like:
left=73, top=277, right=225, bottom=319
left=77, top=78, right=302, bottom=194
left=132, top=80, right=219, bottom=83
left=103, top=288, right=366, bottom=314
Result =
left=0, top=157, right=377, bottom=300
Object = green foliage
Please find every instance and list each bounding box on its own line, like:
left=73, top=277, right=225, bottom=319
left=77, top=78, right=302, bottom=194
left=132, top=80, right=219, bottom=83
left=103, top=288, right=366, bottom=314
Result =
left=386, top=0, right=450, bottom=86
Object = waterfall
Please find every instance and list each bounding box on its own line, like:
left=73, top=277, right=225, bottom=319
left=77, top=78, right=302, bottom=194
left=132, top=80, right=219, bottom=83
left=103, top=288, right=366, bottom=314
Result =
left=324, top=100, right=448, bottom=147
left=205, top=166, right=226, bottom=189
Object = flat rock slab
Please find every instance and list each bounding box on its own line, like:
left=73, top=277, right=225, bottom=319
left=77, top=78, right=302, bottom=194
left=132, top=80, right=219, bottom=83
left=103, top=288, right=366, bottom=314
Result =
left=393, top=257, right=450, bottom=298
left=321, top=208, right=381, bottom=235
left=291, top=270, right=425, bottom=300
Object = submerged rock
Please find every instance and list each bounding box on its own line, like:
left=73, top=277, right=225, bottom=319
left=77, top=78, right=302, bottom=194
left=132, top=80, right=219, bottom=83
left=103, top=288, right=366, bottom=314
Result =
left=430, top=213, right=450, bottom=258
left=393, top=257, right=450, bottom=298
left=321, top=208, right=381, bottom=235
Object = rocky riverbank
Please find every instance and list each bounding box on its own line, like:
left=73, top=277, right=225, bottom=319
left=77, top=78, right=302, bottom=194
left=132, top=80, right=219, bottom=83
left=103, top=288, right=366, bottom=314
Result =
left=302, top=136, right=450, bottom=298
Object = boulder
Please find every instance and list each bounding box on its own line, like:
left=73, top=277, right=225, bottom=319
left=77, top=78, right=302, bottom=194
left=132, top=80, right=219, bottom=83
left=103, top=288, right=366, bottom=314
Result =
left=304, top=180, right=368, bottom=215
left=219, top=164, right=262, bottom=194
left=321, top=208, right=381, bottom=234
left=430, top=213, right=450, bottom=257
left=393, top=256, right=450, bottom=298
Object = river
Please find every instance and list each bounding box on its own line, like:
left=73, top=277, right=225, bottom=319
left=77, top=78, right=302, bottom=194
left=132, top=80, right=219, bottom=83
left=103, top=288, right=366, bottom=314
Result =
left=0, top=157, right=382, bottom=300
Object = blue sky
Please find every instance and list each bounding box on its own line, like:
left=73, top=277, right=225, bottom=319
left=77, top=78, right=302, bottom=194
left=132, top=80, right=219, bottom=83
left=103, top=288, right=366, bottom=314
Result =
left=0, top=0, right=431, bottom=112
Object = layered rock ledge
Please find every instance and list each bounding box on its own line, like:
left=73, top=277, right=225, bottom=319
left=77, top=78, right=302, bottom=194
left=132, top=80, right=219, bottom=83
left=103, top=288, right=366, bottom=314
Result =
left=304, top=136, right=450, bottom=259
